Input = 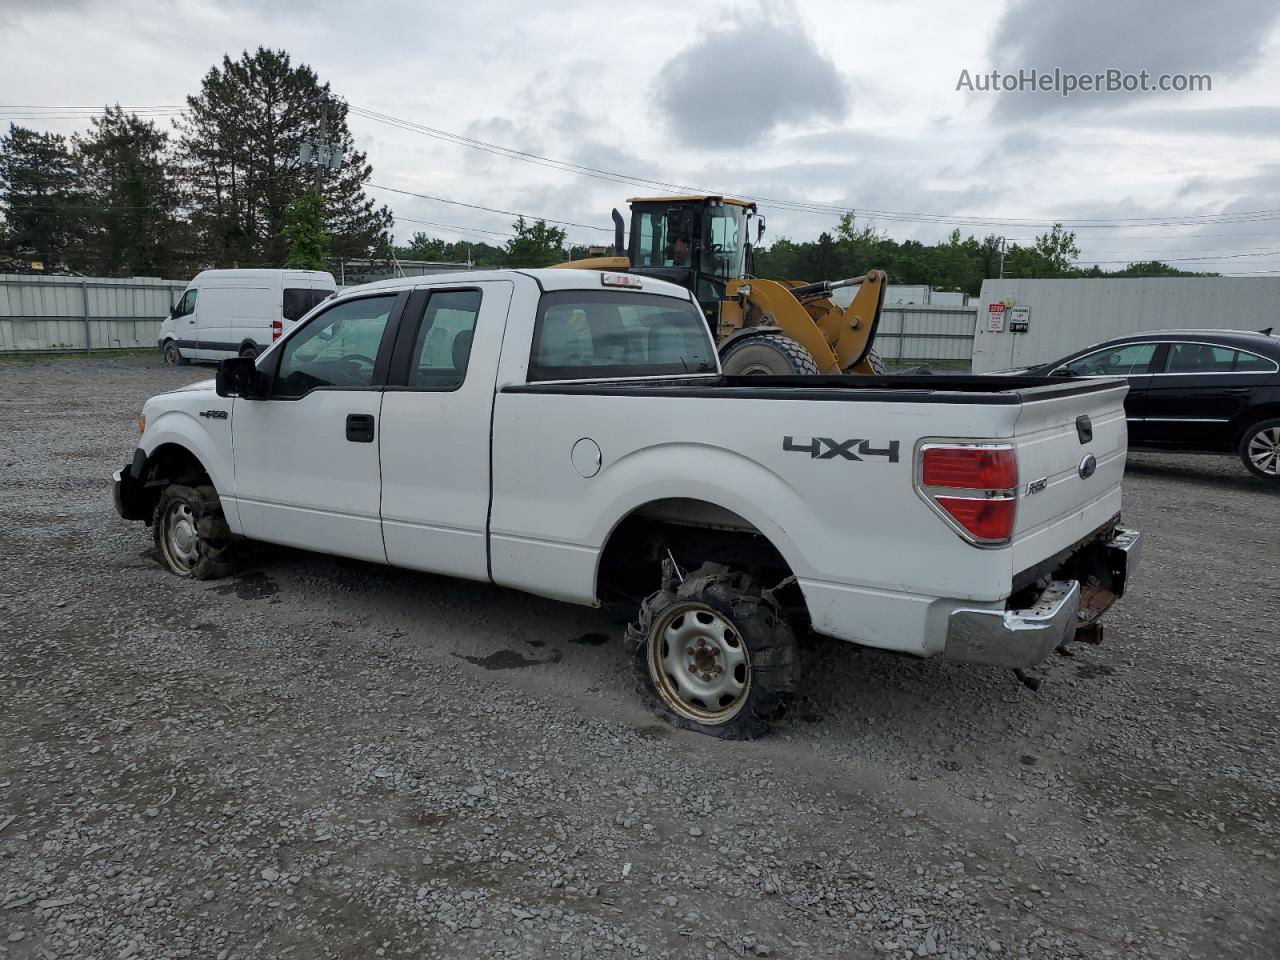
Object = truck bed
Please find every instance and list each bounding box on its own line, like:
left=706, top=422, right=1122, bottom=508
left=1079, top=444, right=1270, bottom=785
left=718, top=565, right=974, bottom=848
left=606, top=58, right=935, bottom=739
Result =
left=504, top=373, right=1119, bottom=404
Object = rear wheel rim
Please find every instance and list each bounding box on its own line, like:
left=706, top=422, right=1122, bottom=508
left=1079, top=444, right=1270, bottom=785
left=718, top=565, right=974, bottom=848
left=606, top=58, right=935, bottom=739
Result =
left=1247, top=427, right=1280, bottom=475
left=161, top=501, right=199, bottom=574
left=648, top=602, right=751, bottom=725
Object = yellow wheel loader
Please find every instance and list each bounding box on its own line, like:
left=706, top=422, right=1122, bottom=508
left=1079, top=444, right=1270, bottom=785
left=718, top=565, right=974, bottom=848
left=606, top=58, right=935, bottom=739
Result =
left=553, top=195, right=886, bottom=376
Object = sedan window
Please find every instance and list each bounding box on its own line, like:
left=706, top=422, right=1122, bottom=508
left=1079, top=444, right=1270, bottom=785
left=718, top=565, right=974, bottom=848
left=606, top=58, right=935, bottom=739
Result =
left=1058, top=342, right=1156, bottom=377
left=1165, top=343, right=1237, bottom=373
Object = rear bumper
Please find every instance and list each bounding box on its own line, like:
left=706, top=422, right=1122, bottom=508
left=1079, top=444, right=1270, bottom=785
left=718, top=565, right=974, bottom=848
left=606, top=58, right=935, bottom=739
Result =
left=943, top=528, right=1141, bottom=668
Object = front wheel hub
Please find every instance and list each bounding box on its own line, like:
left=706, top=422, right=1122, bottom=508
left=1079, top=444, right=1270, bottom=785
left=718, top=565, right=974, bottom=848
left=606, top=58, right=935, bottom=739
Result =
left=649, top=602, right=751, bottom=725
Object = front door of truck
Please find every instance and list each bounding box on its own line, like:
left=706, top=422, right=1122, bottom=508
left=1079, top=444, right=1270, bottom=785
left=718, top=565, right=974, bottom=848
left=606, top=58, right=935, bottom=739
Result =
left=377, top=281, right=513, bottom=581
left=230, top=291, right=406, bottom=562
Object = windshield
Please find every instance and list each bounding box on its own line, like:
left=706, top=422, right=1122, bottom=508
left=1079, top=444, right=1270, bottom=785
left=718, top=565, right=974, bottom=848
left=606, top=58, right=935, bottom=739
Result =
left=701, top=204, right=746, bottom=280
left=632, top=206, right=697, bottom=268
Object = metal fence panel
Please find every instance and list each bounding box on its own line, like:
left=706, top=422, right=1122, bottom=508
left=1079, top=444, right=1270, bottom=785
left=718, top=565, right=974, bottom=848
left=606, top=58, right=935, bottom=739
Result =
left=0, top=275, right=185, bottom=353
left=876, top=305, right=977, bottom=366
left=972, top=277, right=1280, bottom=373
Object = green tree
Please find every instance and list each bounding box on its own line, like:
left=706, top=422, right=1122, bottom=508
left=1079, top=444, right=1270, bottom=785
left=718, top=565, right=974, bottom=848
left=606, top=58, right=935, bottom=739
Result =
left=176, top=47, right=391, bottom=268
left=74, top=105, right=188, bottom=276
left=504, top=216, right=567, bottom=267
left=283, top=191, right=329, bottom=269
left=0, top=125, right=83, bottom=270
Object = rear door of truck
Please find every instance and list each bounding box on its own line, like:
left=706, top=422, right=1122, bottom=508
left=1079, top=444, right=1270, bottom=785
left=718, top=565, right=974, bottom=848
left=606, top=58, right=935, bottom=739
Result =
left=377, top=280, right=514, bottom=581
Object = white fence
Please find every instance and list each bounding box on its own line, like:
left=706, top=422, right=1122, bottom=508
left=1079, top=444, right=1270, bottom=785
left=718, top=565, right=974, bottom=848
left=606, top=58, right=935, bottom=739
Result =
left=972, top=277, right=1280, bottom=374
left=0, top=273, right=983, bottom=367
left=875, top=304, right=977, bottom=367
left=0, top=275, right=186, bottom=353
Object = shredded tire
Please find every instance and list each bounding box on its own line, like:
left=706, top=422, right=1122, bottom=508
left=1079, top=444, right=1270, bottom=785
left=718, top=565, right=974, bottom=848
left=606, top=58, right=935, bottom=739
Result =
left=152, top=483, right=236, bottom=580
left=720, top=334, right=820, bottom=376
left=624, top=562, right=800, bottom=740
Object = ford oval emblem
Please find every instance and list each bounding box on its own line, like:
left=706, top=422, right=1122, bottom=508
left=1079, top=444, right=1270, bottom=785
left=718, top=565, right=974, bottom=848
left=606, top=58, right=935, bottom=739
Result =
left=1078, top=453, right=1098, bottom=479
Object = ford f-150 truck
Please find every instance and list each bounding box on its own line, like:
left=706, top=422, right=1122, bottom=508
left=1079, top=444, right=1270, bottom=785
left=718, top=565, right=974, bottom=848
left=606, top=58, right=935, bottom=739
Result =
left=114, top=268, right=1141, bottom=738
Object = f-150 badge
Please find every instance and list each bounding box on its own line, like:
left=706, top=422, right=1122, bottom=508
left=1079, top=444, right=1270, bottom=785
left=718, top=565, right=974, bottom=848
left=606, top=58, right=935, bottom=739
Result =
left=783, top=437, right=900, bottom=462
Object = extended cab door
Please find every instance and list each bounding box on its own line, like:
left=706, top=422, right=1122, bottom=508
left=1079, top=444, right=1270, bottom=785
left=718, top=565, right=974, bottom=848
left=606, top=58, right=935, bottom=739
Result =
left=377, top=281, right=513, bottom=580
left=229, top=291, right=406, bottom=562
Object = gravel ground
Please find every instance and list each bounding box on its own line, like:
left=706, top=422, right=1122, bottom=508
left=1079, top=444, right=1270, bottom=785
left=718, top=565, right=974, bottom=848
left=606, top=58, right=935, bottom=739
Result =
left=1, top=353, right=1277, bottom=960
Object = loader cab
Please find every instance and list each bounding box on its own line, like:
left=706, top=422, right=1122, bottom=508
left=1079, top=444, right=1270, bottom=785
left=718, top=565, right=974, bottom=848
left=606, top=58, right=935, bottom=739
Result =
left=627, top=196, right=757, bottom=327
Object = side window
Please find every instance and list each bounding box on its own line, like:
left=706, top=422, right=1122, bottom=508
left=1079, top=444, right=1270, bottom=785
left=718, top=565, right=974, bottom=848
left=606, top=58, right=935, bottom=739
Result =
left=173, top=289, right=197, bottom=318
left=274, top=295, right=396, bottom=399
left=1234, top=349, right=1277, bottom=372
left=1061, top=342, right=1156, bottom=377
left=1164, top=343, right=1236, bottom=373
left=407, top=290, right=482, bottom=390
left=529, top=290, right=716, bottom=382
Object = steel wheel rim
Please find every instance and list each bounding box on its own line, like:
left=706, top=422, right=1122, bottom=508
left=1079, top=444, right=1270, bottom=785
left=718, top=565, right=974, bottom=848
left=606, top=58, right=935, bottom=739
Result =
left=161, top=501, right=199, bottom=574
left=163, top=343, right=179, bottom=364
left=648, top=602, right=751, bottom=725
left=1247, top=427, right=1280, bottom=475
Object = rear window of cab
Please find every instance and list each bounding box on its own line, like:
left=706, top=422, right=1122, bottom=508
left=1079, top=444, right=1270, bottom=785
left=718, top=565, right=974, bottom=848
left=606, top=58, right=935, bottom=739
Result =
left=528, top=289, right=716, bottom=382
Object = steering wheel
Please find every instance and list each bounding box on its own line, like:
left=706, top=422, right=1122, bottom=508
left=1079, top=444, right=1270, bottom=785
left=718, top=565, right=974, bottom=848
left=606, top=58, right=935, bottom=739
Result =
left=341, top=353, right=376, bottom=367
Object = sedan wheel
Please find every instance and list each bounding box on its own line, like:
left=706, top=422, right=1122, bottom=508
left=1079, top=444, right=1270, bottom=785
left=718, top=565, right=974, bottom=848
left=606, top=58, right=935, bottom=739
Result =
left=1241, top=419, right=1280, bottom=480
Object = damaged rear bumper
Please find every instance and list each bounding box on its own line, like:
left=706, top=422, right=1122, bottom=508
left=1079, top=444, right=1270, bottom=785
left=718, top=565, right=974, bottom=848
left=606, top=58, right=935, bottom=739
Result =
left=942, top=528, right=1141, bottom=669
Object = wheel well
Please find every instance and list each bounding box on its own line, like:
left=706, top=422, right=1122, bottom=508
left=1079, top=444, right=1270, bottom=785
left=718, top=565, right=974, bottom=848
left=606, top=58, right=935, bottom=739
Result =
left=239, top=338, right=258, bottom=353
left=141, top=443, right=213, bottom=488
left=595, top=498, right=804, bottom=614
left=1231, top=403, right=1280, bottom=443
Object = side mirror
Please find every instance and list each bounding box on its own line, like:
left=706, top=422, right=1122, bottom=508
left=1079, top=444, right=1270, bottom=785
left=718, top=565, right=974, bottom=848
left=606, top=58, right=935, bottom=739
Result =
left=168, top=305, right=176, bottom=319
left=757, top=216, right=767, bottom=242
left=216, top=356, right=267, bottom=399
left=1049, top=366, right=1074, bottom=378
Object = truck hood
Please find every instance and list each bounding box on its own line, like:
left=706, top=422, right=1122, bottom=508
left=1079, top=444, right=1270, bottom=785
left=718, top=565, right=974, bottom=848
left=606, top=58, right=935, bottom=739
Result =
left=163, top=378, right=217, bottom=396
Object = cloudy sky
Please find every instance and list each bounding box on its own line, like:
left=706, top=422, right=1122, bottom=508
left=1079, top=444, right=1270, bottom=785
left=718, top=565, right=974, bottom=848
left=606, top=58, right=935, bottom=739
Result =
left=4, top=0, right=1280, bottom=273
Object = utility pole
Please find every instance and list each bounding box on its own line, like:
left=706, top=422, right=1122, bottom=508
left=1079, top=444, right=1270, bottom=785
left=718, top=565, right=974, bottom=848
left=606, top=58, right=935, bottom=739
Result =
left=998, top=237, right=1007, bottom=279
left=315, top=98, right=328, bottom=193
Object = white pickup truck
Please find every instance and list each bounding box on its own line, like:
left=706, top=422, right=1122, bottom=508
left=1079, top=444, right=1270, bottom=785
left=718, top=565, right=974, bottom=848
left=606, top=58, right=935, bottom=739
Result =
left=114, top=268, right=1140, bottom=738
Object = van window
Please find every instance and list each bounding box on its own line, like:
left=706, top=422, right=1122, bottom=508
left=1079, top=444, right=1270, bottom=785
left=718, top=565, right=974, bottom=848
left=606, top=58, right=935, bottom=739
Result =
left=173, top=289, right=197, bottom=318
left=528, top=290, right=716, bottom=382
left=284, top=287, right=334, bottom=322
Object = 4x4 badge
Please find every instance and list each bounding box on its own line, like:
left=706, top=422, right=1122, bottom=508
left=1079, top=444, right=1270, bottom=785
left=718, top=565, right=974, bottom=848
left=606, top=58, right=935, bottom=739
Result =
left=783, top=437, right=900, bottom=462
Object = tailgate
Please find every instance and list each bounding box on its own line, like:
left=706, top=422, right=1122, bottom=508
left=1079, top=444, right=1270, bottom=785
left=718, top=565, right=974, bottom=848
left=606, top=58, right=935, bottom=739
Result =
left=1009, top=380, right=1128, bottom=574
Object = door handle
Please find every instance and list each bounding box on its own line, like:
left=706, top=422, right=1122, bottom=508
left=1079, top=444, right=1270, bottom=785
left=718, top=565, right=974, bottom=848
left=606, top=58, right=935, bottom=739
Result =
left=346, top=413, right=375, bottom=443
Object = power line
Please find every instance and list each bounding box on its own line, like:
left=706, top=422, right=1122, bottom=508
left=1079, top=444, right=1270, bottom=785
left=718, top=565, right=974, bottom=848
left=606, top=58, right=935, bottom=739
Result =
left=342, top=100, right=1280, bottom=230
left=368, top=182, right=612, bottom=233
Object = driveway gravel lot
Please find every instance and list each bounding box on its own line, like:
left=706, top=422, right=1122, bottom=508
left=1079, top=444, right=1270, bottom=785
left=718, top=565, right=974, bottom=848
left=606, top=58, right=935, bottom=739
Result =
left=1, top=353, right=1278, bottom=960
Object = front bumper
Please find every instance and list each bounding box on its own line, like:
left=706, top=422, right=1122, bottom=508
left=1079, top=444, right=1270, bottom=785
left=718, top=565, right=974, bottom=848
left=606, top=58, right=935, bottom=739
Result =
left=112, top=449, right=153, bottom=522
left=943, top=528, right=1141, bottom=668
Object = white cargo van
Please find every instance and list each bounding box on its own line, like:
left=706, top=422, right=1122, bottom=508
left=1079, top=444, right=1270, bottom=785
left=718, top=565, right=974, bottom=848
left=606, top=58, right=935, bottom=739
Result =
left=159, top=269, right=337, bottom=365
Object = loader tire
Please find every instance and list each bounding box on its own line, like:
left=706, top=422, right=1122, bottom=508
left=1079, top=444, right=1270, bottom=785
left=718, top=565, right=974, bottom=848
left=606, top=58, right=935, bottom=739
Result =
left=866, top=347, right=886, bottom=375
left=625, top=563, right=799, bottom=740
left=720, top=334, right=820, bottom=376
left=153, top=483, right=236, bottom=580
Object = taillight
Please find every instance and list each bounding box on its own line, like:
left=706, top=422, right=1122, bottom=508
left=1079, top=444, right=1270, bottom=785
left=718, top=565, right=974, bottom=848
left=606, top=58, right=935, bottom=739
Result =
left=272, top=320, right=283, bottom=341
left=917, top=443, right=1018, bottom=545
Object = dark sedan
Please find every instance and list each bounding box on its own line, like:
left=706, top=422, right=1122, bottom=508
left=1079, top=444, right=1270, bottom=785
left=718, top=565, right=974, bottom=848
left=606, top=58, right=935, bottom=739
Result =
left=1029, top=328, right=1280, bottom=481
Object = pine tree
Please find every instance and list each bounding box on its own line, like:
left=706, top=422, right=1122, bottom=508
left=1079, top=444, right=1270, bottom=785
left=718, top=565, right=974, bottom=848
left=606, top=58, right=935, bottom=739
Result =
left=0, top=125, right=83, bottom=271
left=176, top=47, right=391, bottom=268
left=75, top=105, right=187, bottom=276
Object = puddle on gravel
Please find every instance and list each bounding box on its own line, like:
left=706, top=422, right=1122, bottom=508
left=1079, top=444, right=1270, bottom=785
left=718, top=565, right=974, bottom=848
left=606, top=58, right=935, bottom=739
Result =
left=1075, top=662, right=1115, bottom=680
left=570, top=631, right=609, bottom=646
left=457, top=649, right=561, bottom=670
left=208, top=571, right=280, bottom=602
